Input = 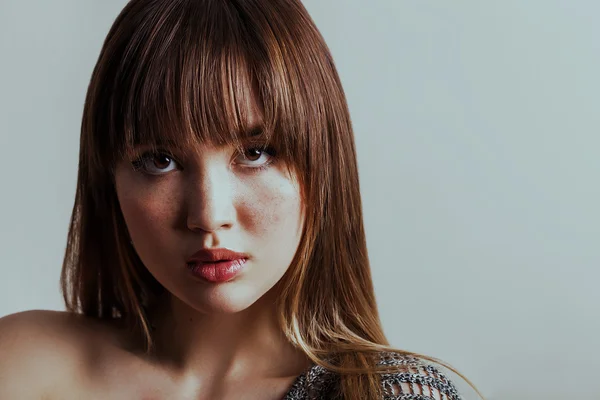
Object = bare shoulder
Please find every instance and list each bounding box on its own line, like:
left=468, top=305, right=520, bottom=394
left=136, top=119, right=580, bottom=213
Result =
left=376, top=351, right=464, bottom=400
left=0, top=309, right=125, bottom=399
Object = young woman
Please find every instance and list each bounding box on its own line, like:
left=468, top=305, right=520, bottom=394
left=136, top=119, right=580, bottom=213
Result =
left=0, top=0, right=481, bottom=399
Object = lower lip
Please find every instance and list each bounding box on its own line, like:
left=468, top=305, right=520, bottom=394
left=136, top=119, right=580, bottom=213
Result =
left=187, top=258, right=248, bottom=283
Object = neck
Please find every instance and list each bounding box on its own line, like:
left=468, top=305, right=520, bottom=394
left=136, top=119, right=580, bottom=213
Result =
left=145, top=287, right=312, bottom=383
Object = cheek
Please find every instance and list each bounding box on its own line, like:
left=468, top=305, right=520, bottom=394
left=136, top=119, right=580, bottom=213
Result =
left=115, top=165, right=303, bottom=248
left=115, top=176, right=178, bottom=241
left=240, top=177, right=303, bottom=241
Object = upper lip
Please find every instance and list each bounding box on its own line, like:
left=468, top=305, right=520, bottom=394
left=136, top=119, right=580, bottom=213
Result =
left=186, top=248, right=249, bottom=263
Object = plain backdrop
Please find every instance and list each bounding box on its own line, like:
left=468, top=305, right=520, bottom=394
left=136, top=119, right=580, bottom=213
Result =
left=1, top=1, right=599, bottom=399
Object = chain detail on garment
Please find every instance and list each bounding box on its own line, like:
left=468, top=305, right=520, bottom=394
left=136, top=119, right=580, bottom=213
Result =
left=282, top=351, right=463, bottom=400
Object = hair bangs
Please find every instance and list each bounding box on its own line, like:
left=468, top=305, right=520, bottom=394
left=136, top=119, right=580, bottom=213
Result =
left=107, top=1, right=284, bottom=165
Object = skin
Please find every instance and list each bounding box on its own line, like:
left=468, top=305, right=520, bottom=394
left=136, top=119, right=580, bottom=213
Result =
left=0, top=96, right=312, bottom=399
left=113, top=96, right=310, bottom=392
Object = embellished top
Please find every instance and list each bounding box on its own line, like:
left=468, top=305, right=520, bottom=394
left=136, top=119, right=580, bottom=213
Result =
left=283, top=351, right=463, bottom=400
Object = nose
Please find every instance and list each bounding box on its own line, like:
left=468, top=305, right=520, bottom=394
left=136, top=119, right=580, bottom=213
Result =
left=185, top=164, right=235, bottom=233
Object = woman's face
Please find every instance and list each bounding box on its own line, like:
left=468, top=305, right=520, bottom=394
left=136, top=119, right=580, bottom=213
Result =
left=114, top=105, right=304, bottom=314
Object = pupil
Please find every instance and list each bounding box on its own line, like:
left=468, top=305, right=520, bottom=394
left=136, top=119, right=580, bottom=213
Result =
left=154, top=155, right=171, bottom=168
left=247, top=148, right=262, bottom=160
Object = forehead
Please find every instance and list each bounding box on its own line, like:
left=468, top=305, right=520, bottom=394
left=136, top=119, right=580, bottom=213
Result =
left=110, top=23, right=283, bottom=162
left=132, top=82, right=266, bottom=147
left=135, top=124, right=264, bottom=149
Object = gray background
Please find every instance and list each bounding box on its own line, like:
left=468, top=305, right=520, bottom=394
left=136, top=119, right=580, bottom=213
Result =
left=1, top=1, right=599, bottom=399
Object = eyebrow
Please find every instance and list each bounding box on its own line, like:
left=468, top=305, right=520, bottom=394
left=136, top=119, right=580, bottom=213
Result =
left=132, top=123, right=265, bottom=147
left=246, top=124, right=264, bottom=138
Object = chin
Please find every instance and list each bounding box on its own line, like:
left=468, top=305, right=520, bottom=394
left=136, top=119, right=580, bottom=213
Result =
left=178, top=283, right=271, bottom=315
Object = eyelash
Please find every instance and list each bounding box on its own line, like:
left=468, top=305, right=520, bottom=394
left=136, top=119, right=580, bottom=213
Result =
left=130, top=146, right=277, bottom=175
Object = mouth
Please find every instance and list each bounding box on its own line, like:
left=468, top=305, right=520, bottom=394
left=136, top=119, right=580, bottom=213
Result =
left=186, top=258, right=248, bottom=283
left=185, top=247, right=250, bottom=264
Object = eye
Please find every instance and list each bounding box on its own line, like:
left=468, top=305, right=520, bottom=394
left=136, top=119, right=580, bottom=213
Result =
left=236, top=146, right=276, bottom=169
left=131, top=151, right=179, bottom=175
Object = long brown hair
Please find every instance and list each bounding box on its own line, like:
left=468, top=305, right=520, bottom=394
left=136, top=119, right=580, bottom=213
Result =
left=60, top=0, right=482, bottom=398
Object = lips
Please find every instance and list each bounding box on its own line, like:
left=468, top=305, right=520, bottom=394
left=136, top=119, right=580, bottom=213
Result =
left=185, top=248, right=250, bottom=283
left=187, top=259, right=248, bottom=283
left=186, top=248, right=249, bottom=264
